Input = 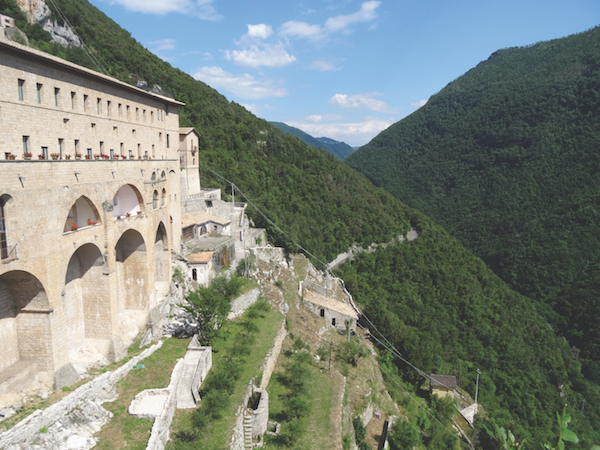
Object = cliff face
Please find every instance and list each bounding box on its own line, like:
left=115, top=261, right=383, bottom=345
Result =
left=16, top=0, right=80, bottom=47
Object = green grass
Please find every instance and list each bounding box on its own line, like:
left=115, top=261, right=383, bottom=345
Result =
left=94, top=337, right=191, bottom=450
left=265, top=344, right=335, bottom=450
left=168, top=303, right=283, bottom=449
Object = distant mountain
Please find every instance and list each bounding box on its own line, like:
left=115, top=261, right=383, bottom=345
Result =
left=269, top=121, right=355, bottom=160
left=347, top=26, right=600, bottom=379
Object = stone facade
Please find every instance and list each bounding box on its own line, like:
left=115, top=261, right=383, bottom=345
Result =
left=0, top=37, right=184, bottom=394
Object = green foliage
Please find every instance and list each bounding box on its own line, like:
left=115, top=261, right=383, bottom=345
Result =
left=183, top=275, right=243, bottom=344
left=336, top=216, right=600, bottom=445
left=352, top=416, right=369, bottom=450
left=346, top=26, right=600, bottom=381
left=389, top=419, right=421, bottom=450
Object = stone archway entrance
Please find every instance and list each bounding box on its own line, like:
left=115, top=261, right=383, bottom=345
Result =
left=64, top=244, right=110, bottom=359
left=0, top=271, right=52, bottom=376
left=154, top=222, right=170, bottom=295
left=115, top=229, right=148, bottom=330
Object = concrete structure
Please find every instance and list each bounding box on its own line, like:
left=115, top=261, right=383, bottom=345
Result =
left=302, top=289, right=358, bottom=332
left=429, top=374, right=458, bottom=399
left=0, top=36, right=184, bottom=395
left=0, top=14, right=15, bottom=28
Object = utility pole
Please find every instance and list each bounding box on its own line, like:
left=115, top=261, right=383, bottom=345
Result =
left=475, top=368, right=481, bottom=405
left=329, top=341, right=333, bottom=373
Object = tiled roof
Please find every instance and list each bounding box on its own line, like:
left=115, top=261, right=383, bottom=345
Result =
left=188, top=251, right=213, bottom=263
left=430, top=374, right=458, bottom=389
left=181, top=211, right=231, bottom=229
left=303, top=290, right=358, bottom=319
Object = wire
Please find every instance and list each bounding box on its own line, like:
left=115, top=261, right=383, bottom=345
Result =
left=45, top=0, right=109, bottom=76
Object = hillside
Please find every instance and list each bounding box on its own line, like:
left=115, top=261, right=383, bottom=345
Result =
left=4, top=0, right=600, bottom=445
left=269, top=121, right=355, bottom=160
left=346, top=26, right=600, bottom=380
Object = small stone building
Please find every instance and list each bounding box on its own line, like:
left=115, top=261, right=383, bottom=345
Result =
left=188, top=251, right=213, bottom=287
left=302, top=289, right=358, bottom=332
left=182, top=211, right=231, bottom=241
left=430, top=374, right=458, bottom=399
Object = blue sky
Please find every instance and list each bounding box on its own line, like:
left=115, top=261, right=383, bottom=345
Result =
left=88, top=0, right=600, bottom=147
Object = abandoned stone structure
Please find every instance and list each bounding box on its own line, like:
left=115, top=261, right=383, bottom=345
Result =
left=302, top=289, right=358, bottom=332
left=0, top=35, right=245, bottom=398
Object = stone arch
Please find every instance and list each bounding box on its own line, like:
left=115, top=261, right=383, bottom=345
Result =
left=63, top=244, right=110, bottom=357
left=151, top=171, right=157, bottom=182
left=115, top=229, right=148, bottom=312
left=154, top=222, right=170, bottom=295
left=64, top=196, right=101, bottom=232
left=153, top=190, right=158, bottom=209
left=161, top=188, right=166, bottom=207
left=0, top=270, right=52, bottom=373
left=112, top=184, right=143, bottom=218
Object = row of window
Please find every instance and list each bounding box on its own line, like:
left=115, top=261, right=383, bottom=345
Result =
left=17, top=78, right=168, bottom=123
left=16, top=134, right=169, bottom=159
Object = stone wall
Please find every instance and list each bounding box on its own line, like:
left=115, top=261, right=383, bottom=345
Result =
left=251, top=247, right=288, bottom=268
left=228, top=288, right=260, bottom=320
left=259, top=320, right=286, bottom=390
left=0, top=341, right=163, bottom=449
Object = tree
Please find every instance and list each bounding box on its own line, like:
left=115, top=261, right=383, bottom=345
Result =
left=183, top=275, right=243, bottom=345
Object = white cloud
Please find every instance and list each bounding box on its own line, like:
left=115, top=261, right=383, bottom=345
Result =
left=279, top=20, right=325, bottom=40
left=411, top=99, right=428, bottom=108
left=287, top=117, right=393, bottom=147
left=104, top=0, right=221, bottom=19
left=246, top=24, right=273, bottom=40
left=279, top=1, right=380, bottom=41
left=150, top=38, right=175, bottom=51
left=224, top=43, right=296, bottom=68
left=239, top=103, right=274, bottom=117
left=325, top=0, right=380, bottom=32
left=309, top=59, right=342, bottom=71
left=193, top=66, right=288, bottom=99
left=329, top=93, right=397, bottom=113
left=305, top=114, right=343, bottom=123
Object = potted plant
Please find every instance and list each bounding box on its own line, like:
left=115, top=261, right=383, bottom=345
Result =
left=38, top=154, right=46, bottom=160
left=87, top=219, right=97, bottom=226
left=85, top=154, right=91, bottom=160
left=23, top=152, right=32, bottom=160
left=65, top=154, right=71, bottom=160
left=8, top=153, right=16, bottom=160
left=71, top=224, right=79, bottom=231
left=121, top=155, right=126, bottom=159
left=137, top=210, right=142, bottom=215
left=50, top=153, right=60, bottom=160
left=93, top=154, right=100, bottom=160
left=74, top=153, right=82, bottom=160
left=125, top=212, right=131, bottom=217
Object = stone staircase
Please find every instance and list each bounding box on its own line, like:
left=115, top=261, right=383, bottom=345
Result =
left=243, top=410, right=253, bottom=449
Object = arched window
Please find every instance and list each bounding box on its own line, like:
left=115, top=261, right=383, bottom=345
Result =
left=151, top=172, right=156, bottom=182
left=161, top=189, right=166, bottom=207
left=161, top=171, right=166, bottom=179
left=153, top=190, right=158, bottom=209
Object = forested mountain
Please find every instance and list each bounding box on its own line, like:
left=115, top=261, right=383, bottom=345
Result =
left=346, top=26, right=600, bottom=382
left=269, top=121, right=355, bottom=160
left=4, top=0, right=600, bottom=445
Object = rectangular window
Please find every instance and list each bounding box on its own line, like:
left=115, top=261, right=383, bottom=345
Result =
left=97, top=97, right=101, bottom=114
left=132, top=129, right=136, bottom=137
left=165, top=105, right=169, bottom=116
left=54, top=87, right=60, bottom=107
left=36, top=83, right=42, bottom=104
left=91, top=123, right=96, bottom=135
left=137, top=143, right=141, bottom=156
left=126, top=105, right=130, bottom=120
left=18, top=79, right=24, bottom=101
left=151, top=111, right=154, bottom=123
left=128, top=149, right=133, bottom=158
left=143, top=109, right=146, bottom=122
left=22, top=136, right=29, bottom=153
left=87, top=148, right=92, bottom=158
left=152, top=144, right=155, bottom=157
left=113, top=126, right=118, bottom=137
left=159, top=132, right=162, bottom=143
left=166, top=134, right=170, bottom=148
left=99, top=141, right=104, bottom=155
left=41, top=146, right=48, bottom=158
left=71, top=91, right=76, bottom=109
left=110, top=149, right=114, bottom=159
left=58, top=138, right=63, bottom=158
left=136, top=107, right=139, bottom=121
left=83, top=94, right=88, bottom=112
left=118, top=103, right=122, bottom=118
left=120, top=143, right=124, bottom=155
left=107, top=100, right=112, bottom=116
left=75, top=139, right=80, bottom=154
